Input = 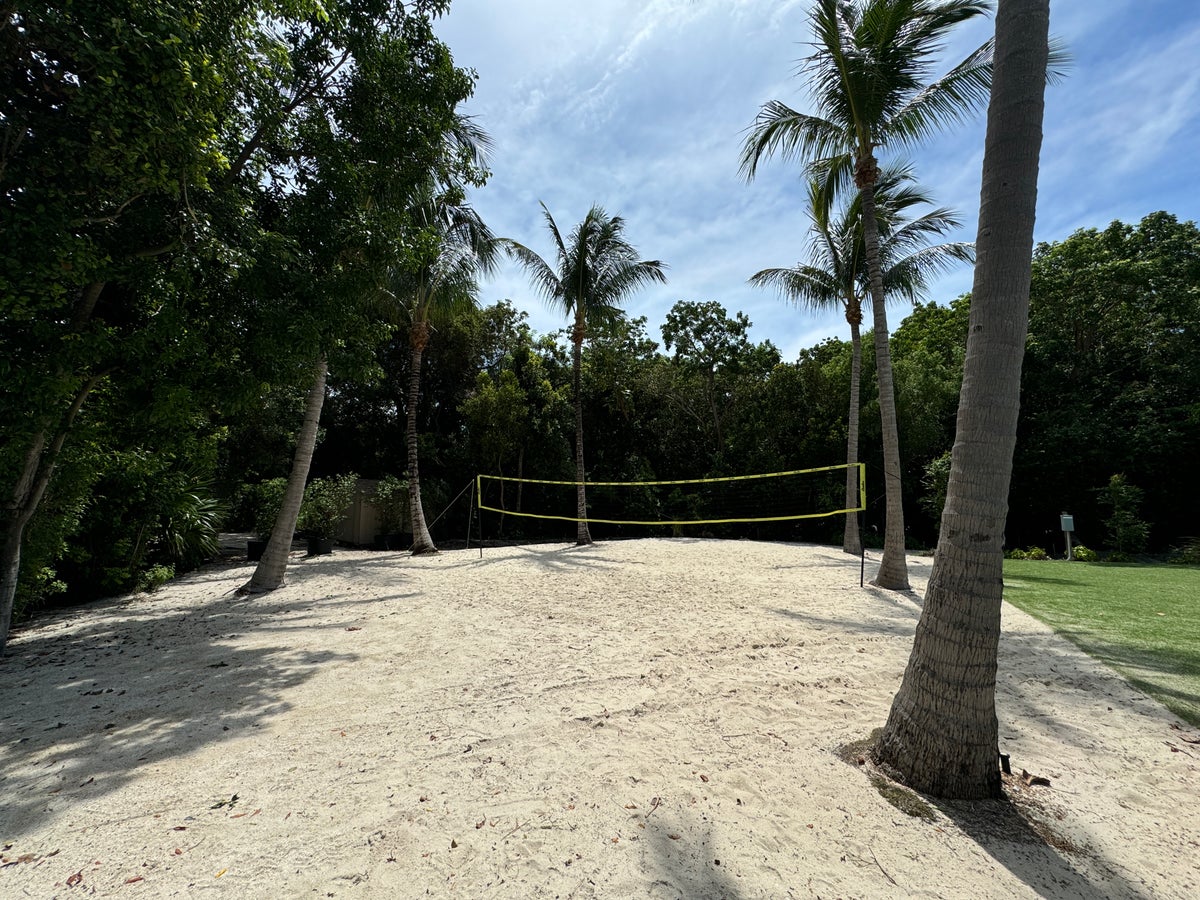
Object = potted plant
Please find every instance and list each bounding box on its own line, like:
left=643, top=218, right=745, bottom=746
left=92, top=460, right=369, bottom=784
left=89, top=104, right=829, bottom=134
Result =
left=372, top=475, right=409, bottom=550
left=297, top=473, right=358, bottom=556
left=246, top=478, right=287, bottom=561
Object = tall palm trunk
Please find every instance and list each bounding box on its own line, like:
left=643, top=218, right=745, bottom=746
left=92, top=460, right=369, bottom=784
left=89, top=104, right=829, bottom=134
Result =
left=407, top=318, right=438, bottom=554
left=876, top=0, right=1049, bottom=799
left=858, top=159, right=909, bottom=590
left=244, top=357, right=328, bottom=593
left=571, top=319, right=592, bottom=546
left=842, top=310, right=864, bottom=555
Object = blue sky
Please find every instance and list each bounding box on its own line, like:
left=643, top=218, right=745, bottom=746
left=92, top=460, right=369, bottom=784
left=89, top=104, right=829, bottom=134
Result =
left=436, top=1, right=1200, bottom=361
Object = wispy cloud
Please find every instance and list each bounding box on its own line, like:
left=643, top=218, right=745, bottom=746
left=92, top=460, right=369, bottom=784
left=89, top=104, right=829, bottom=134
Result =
left=438, top=0, right=1200, bottom=357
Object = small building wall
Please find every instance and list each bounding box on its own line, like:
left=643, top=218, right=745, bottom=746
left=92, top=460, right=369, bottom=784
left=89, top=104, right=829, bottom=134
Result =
left=338, top=478, right=411, bottom=546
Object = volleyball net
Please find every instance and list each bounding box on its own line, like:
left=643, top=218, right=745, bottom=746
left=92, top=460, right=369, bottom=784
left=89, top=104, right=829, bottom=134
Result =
left=475, top=463, right=865, bottom=528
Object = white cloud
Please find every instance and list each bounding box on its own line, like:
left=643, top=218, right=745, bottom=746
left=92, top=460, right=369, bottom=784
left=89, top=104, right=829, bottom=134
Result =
left=437, top=0, right=1200, bottom=355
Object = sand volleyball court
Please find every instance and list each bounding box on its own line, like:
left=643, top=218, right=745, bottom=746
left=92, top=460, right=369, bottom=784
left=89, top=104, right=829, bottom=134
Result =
left=2, top=538, right=1197, bottom=897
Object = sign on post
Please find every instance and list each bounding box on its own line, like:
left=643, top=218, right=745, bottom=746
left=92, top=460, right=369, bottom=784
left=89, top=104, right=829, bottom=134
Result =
left=1061, top=513, right=1075, bottom=560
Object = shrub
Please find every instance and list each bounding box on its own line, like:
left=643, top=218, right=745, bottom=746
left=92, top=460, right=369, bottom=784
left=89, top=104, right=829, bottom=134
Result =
left=241, top=478, right=288, bottom=538
left=1099, top=473, right=1150, bottom=555
left=1170, top=537, right=1200, bottom=566
left=1025, top=546, right=1049, bottom=560
left=298, top=473, right=359, bottom=540
left=136, top=564, right=176, bottom=593
left=1005, top=548, right=1027, bottom=560
left=372, top=475, right=409, bottom=535
left=159, top=473, right=227, bottom=567
left=920, top=451, right=952, bottom=532
left=1072, top=544, right=1098, bottom=562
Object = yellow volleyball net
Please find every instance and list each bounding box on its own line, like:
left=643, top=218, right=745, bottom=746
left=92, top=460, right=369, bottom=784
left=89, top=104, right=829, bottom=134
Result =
left=475, top=463, right=865, bottom=528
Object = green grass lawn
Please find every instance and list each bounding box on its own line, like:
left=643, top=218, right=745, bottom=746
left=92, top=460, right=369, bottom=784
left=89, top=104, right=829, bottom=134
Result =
left=1003, top=560, right=1200, bottom=727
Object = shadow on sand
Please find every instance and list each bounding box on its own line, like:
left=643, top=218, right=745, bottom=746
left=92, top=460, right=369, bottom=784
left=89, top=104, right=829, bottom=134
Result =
left=0, top=559, right=377, bottom=838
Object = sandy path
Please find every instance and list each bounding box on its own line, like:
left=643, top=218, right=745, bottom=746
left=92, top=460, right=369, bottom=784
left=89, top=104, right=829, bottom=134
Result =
left=1, top=539, right=1197, bottom=898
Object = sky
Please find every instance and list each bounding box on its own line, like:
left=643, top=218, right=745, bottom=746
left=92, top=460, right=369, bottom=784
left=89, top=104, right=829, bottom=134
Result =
left=435, top=1, right=1200, bottom=361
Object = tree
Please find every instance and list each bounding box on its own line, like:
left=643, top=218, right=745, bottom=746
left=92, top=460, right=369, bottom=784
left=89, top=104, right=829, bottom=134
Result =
left=393, top=180, right=497, bottom=554
left=741, top=0, right=992, bottom=589
left=750, top=166, right=973, bottom=554
left=1099, top=474, right=1149, bottom=557
left=1009, top=213, right=1200, bottom=551
left=661, top=300, right=771, bottom=464
left=0, top=0, right=250, bottom=650
left=875, top=0, right=1050, bottom=798
left=504, top=204, right=667, bottom=545
left=244, top=3, right=480, bottom=590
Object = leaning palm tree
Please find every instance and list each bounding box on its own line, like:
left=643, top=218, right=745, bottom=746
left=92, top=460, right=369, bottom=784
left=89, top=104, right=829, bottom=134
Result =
left=504, top=204, right=667, bottom=545
left=741, top=0, right=992, bottom=590
left=394, top=183, right=498, bottom=554
left=876, top=0, right=1051, bottom=799
left=751, top=165, right=973, bottom=556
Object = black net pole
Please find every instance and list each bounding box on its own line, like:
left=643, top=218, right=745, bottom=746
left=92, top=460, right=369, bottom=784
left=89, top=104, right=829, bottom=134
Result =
left=466, top=479, right=476, bottom=553
left=859, top=506, right=866, bottom=588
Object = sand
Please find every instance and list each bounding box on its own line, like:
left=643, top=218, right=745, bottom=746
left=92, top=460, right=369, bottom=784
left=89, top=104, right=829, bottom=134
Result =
left=1, top=538, right=1198, bottom=898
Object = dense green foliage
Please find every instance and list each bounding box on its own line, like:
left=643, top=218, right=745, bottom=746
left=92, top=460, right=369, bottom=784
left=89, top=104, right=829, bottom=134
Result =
left=1010, top=212, right=1200, bottom=553
left=1, top=0, right=479, bottom=628
left=1004, top=559, right=1200, bottom=727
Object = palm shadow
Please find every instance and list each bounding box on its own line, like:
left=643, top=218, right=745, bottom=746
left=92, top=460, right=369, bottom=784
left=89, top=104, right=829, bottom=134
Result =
left=929, top=791, right=1149, bottom=899
left=643, top=810, right=743, bottom=900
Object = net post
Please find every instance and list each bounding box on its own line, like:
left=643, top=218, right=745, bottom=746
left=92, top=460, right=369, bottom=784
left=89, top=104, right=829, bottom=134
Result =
left=466, top=478, right=476, bottom=553
left=858, top=463, right=866, bottom=588
left=477, top=475, right=484, bottom=559
left=859, top=507, right=866, bottom=588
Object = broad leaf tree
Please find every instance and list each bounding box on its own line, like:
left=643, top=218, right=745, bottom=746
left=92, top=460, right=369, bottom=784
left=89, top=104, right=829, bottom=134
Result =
left=244, top=2, right=480, bottom=589
left=505, top=205, right=667, bottom=545
left=875, top=0, right=1050, bottom=798
left=0, top=0, right=264, bottom=651
left=741, top=0, right=992, bottom=589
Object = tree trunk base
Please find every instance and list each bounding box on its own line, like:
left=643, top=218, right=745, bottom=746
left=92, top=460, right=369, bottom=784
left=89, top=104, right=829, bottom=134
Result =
left=236, top=582, right=279, bottom=596
left=411, top=545, right=439, bottom=556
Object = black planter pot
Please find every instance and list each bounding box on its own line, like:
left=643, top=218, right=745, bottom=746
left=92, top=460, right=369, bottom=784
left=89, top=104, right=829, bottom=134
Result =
left=247, top=539, right=267, bottom=561
left=307, top=537, right=335, bottom=557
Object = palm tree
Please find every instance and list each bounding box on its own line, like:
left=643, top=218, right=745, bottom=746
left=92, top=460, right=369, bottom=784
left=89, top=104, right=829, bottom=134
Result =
left=504, top=204, right=667, bottom=545
left=740, top=0, right=992, bottom=589
left=750, top=165, right=973, bottom=556
left=245, top=109, right=492, bottom=587
left=395, top=183, right=498, bottom=554
left=245, top=357, right=328, bottom=593
left=875, top=0, right=1051, bottom=799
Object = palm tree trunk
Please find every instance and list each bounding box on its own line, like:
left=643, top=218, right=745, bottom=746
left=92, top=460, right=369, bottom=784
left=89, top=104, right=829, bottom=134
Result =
left=842, top=315, right=864, bottom=555
left=0, top=376, right=100, bottom=655
left=876, top=0, right=1049, bottom=799
left=572, top=332, right=592, bottom=545
left=407, top=320, right=438, bottom=554
left=244, top=357, right=328, bottom=593
left=858, top=163, right=909, bottom=590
